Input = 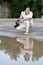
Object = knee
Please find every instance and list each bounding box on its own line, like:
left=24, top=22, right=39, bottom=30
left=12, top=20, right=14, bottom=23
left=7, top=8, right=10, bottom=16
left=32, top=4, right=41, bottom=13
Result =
left=26, top=21, right=30, bottom=26
left=26, top=21, right=29, bottom=24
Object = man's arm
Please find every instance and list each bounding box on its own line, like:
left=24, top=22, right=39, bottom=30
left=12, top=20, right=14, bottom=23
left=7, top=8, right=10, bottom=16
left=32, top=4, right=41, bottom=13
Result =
left=24, top=12, right=33, bottom=21
left=18, top=11, right=33, bottom=22
left=23, top=18, right=32, bottom=21
left=18, top=18, right=32, bottom=22
left=18, top=11, right=23, bottom=22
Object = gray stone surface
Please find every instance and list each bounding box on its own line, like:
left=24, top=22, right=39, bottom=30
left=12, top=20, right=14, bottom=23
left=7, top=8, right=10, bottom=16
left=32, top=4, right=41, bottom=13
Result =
left=0, top=18, right=43, bottom=26
left=0, top=18, right=43, bottom=36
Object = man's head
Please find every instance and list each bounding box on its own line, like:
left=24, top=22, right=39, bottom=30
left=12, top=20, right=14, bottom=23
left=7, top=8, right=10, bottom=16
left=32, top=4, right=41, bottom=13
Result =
left=24, top=7, right=30, bottom=14
left=24, top=53, right=30, bottom=61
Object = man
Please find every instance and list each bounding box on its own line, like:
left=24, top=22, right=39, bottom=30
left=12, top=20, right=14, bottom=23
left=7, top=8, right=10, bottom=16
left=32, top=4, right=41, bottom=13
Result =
left=16, top=35, right=34, bottom=61
left=14, top=7, right=34, bottom=34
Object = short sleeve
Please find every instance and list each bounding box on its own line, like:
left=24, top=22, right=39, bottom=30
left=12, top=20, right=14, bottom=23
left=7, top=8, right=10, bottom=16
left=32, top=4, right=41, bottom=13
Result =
left=29, top=12, right=33, bottom=18
left=20, top=11, right=23, bottom=18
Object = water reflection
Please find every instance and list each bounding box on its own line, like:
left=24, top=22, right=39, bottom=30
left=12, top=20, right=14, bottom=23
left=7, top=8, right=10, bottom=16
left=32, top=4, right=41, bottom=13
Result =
left=0, top=35, right=43, bottom=65
left=16, top=35, right=34, bottom=61
left=0, top=36, right=23, bottom=61
left=0, top=40, right=1, bottom=43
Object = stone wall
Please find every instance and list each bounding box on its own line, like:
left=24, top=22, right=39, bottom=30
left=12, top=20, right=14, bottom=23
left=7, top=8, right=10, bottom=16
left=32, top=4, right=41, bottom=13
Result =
left=0, top=18, right=43, bottom=26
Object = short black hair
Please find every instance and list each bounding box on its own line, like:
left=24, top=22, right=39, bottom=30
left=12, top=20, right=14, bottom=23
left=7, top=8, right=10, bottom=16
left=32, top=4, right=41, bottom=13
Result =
left=24, top=6, right=30, bottom=11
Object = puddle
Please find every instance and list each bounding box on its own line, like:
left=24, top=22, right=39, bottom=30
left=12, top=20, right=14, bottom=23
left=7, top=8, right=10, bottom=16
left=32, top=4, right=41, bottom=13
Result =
left=0, top=31, right=43, bottom=65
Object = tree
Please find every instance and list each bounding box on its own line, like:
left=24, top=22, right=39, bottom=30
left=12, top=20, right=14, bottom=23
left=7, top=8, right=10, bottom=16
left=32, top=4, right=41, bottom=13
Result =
left=0, top=0, right=3, bottom=3
left=31, top=0, right=42, bottom=18
left=10, top=0, right=42, bottom=18
left=0, top=0, right=42, bottom=18
left=41, top=0, right=43, bottom=15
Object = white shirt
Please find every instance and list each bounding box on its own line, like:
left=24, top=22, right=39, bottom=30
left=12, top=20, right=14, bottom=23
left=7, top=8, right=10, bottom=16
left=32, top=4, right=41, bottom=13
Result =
left=20, top=11, right=33, bottom=19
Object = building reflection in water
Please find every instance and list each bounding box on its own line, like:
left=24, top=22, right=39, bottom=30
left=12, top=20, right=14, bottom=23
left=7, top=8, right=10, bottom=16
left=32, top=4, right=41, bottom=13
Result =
left=0, top=35, right=43, bottom=62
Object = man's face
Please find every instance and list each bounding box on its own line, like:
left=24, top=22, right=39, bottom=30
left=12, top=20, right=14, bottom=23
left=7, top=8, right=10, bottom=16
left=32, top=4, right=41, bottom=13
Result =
left=24, top=53, right=30, bottom=61
left=25, top=8, right=30, bottom=14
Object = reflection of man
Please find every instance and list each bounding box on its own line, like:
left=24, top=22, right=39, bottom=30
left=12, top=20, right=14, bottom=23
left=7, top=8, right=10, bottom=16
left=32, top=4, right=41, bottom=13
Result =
left=16, top=35, right=34, bottom=61
left=14, top=7, right=34, bottom=34
left=24, top=53, right=30, bottom=61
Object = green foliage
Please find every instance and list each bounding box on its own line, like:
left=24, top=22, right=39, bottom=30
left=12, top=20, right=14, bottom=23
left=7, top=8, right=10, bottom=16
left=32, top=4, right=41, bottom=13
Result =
left=31, top=0, right=42, bottom=18
left=41, top=0, right=43, bottom=6
left=0, top=0, right=3, bottom=3
left=0, top=0, right=42, bottom=18
left=10, top=0, right=42, bottom=18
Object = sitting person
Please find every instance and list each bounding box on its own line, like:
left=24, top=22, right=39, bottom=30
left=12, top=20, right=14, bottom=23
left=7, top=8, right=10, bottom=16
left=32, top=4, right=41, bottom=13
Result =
left=14, top=7, right=34, bottom=34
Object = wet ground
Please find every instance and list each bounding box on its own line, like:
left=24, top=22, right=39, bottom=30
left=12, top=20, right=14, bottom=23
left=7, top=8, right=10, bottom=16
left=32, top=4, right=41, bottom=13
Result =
left=0, top=26, right=43, bottom=65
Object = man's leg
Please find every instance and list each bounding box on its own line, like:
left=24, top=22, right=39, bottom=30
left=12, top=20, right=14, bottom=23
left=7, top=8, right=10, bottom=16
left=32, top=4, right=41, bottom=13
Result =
left=16, top=23, right=26, bottom=30
left=25, top=21, right=30, bottom=33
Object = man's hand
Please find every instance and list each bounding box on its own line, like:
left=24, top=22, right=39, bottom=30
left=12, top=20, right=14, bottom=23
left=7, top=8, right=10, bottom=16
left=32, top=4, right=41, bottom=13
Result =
left=18, top=17, right=32, bottom=22
left=18, top=18, right=24, bottom=22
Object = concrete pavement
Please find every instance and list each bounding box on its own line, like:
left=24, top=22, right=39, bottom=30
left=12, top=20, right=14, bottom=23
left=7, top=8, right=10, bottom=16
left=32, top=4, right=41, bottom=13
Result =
left=0, top=18, right=43, bottom=26
left=0, top=18, right=43, bottom=36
